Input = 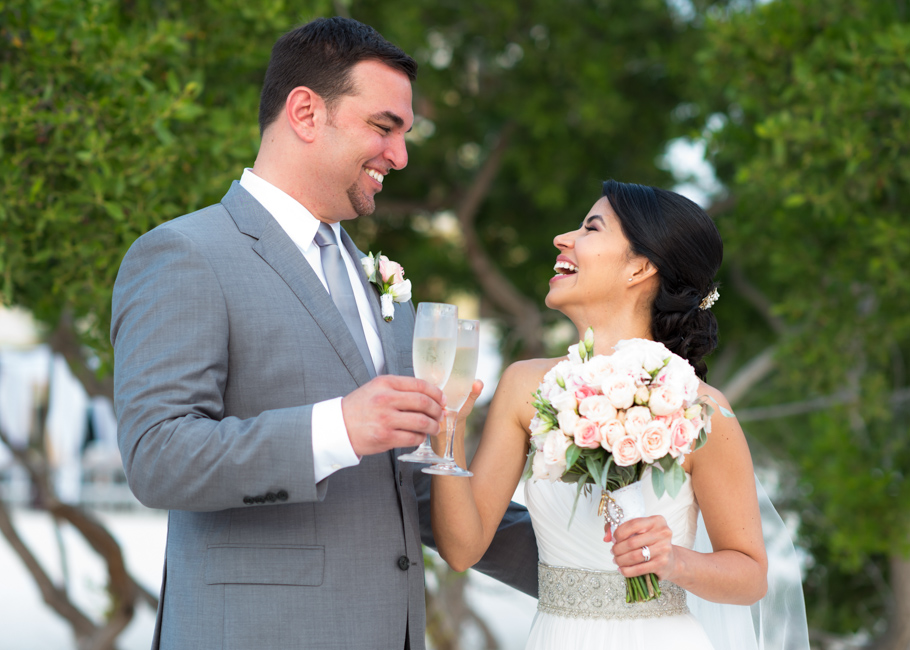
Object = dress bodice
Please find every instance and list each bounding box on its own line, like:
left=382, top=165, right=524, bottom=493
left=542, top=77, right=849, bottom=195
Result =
left=524, top=467, right=699, bottom=571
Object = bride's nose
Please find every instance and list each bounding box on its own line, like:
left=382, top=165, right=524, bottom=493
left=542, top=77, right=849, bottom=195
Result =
left=553, top=230, right=575, bottom=250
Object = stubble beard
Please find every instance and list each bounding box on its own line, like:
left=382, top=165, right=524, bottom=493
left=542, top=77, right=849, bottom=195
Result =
left=346, top=183, right=376, bottom=217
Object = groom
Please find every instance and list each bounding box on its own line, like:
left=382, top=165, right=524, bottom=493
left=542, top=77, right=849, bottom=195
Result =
left=111, top=17, right=537, bottom=650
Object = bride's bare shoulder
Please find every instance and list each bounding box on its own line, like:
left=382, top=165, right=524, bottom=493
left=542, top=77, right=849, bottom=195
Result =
left=492, top=357, right=563, bottom=403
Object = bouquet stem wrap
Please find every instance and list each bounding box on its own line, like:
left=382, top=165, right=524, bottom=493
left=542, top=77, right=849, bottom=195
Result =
left=599, top=481, right=662, bottom=602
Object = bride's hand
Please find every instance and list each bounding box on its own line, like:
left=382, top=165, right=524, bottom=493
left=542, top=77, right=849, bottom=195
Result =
left=429, top=380, right=484, bottom=455
left=609, top=515, right=677, bottom=581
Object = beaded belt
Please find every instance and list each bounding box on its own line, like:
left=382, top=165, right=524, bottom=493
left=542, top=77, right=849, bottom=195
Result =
left=537, top=562, right=690, bottom=621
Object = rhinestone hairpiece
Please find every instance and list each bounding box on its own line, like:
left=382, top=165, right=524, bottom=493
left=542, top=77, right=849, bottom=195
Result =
left=699, top=288, right=720, bottom=311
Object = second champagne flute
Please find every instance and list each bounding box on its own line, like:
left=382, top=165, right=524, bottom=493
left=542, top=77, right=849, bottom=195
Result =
left=398, top=302, right=457, bottom=463
left=423, top=319, right=479, bottom=477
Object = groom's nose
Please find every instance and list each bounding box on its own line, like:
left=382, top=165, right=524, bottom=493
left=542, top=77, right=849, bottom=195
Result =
left=385, top=134, right=408, bottom=170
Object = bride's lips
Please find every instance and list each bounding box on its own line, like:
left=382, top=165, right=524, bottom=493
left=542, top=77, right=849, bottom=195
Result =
left=550, top=255, right=579, bottom=284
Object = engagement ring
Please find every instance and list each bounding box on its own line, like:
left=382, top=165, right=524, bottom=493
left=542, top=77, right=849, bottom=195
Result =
left=641, top=545, right=651, bottom=562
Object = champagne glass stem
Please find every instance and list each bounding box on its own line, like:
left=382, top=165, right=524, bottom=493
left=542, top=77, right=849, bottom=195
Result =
left=443, top=409, right=458, bottom=462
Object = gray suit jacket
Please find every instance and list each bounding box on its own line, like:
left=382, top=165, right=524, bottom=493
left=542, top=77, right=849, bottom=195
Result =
left=111, top=183, right=537, bottom=650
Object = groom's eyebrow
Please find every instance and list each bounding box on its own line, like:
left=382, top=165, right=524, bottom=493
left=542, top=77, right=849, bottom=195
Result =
left=370, top=111, right=412, bottom=133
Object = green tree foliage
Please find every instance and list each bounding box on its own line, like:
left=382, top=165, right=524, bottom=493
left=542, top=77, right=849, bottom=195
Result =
left=1, top=0, right=711, bottom=366
left=692, top=0, right=910, bottom=638
left=0, top=0, right=330, bottom=364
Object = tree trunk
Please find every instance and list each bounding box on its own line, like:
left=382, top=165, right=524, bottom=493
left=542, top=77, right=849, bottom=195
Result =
left=869, top=555, right=910, bottom=650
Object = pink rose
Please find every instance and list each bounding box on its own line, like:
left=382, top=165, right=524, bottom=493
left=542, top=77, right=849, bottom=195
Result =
left=573, top=418, right=602, bottom=449
left=648, top=385, right=684, bottom=416
left=378, top=256, right=405, bottom=284
left=601, top=375, right=637, bottom=410
left=574, top=383, right=598, bottom=401
left=578, top=396, right=617, bottom=423
left=668, top=417, right=697, bottom=457
left=640, top=420, right=672, bottom=463
left=600, top=419, right=626, bottom=451
left=623, top=406, right=652, bottom=437
left=612, top=435, right=643, bottom=467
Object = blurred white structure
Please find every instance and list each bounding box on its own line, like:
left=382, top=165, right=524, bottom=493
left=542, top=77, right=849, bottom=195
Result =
left=0, top=307, right=127, bottom=508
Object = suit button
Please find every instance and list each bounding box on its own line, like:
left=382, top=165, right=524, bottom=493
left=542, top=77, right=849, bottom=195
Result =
left=243, top=496, right=253, bottom=505
left=276, top=490, right=288, bottom=501
left=265, top=492, right=277, bottom=503
left=397, top=556, right=410, bottom=571
left=254, top=495, right=265, bottom=504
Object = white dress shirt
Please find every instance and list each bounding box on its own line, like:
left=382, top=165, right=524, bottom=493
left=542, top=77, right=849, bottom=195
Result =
left=240, top=169, right=384, bottom=482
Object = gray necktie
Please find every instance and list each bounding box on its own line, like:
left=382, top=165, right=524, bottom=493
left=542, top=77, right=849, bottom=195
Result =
left=314, top=223, right=376, bottom=377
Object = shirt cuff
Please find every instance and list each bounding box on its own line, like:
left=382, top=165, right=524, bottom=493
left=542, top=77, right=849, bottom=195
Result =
left=312, top=397, right=361, bottom=483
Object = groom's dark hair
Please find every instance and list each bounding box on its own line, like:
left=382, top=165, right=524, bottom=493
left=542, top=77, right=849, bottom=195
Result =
left=258, top=17, right=418, bottom=135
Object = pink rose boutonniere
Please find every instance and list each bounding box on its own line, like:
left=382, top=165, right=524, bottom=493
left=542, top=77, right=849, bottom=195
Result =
left=361, top=252, right=412, bottom=322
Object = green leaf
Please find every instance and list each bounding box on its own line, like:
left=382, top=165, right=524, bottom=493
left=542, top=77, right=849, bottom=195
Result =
left=566, top=444, right=582, bottom=471
left=664, top=461, right=687, bottom=499
left=651, top=465, right=666, bottom=499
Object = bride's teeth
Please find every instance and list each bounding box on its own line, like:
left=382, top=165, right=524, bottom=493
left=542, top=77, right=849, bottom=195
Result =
left=366, top=168, right=384, bottom=184
left=553, top=261, right=578, bottom=274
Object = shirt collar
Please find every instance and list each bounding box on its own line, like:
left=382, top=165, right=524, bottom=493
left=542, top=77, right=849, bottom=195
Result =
left=239, top=168, right=340, bottom=248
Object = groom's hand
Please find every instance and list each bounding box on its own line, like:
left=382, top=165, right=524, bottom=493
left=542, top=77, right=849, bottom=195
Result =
left=342, top=375, right=446, bottom=456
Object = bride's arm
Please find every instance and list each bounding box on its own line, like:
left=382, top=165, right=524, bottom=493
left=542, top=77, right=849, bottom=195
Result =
left=431, top=360, right=541, bottom=572
left=611, top=385, right=769, bottom=605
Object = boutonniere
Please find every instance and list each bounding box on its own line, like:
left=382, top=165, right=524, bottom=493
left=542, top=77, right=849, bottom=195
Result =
left=361, top=252, right=412, bottom=322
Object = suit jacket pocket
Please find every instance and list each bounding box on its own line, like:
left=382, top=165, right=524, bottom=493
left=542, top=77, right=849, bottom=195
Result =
left=204, top=544, right=325, bottom=586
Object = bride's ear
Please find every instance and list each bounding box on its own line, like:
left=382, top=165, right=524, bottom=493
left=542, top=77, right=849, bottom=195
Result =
left=626, top=257, right=658, bottom=286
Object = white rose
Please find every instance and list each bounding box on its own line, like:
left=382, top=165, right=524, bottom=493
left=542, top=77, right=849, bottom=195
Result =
left=601, top=375, right=637, bottom=410
left=388, top=279, right=412, bottom=303
left=578, top=395, right=617, bottom=423
left=578, top=355, right=616, bottom=386
left=531, top=449, right=551, bottom=480
left=541, top=431, right=571, bottom=480
left=613, top=338, right=672, bottom=373
left=640, top=419, right=672, bottom=463
left=550, top=390, right=578, bottom=415
left=566, top=343, right=584, bottom=365
left=612, top=435, right=643, bottom=467
left=556, top=409, right=580, bottom=435
left=634, top=385, right=650, bottom=405
left=600, top=419, right=626, bottom=452
left=360, top=253, right=377, bottom=281
left=623, top=406, right=653, bottom=437
left=648, top=385, right=685, bottom=417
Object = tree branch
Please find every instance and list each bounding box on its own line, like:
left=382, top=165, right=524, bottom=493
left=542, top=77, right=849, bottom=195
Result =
left=728, top=262, right=787, bottom=336
left=0, top=499, right=96, bottom=637
left=720, top=345, right=777, bottom=405
left=455, top=123, right=545, bottom=357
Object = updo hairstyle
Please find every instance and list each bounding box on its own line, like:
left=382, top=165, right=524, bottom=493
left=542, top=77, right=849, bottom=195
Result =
left=602, top=180, right=723, bottom=380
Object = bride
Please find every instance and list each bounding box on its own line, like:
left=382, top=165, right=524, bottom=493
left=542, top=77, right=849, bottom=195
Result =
left=430, top=180, right=771, bottom=648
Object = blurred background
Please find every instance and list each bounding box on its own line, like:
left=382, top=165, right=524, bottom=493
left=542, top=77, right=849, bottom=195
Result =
left=1, top=0, right=908, bottom=648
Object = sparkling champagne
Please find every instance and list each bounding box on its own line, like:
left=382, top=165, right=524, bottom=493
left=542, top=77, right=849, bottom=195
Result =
left=442, top=346, right=480, bottom=412
left=413, top=336, right=457, bottom=388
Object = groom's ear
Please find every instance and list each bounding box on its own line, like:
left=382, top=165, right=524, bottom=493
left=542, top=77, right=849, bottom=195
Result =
left=285, top=86, right=322, bottom=143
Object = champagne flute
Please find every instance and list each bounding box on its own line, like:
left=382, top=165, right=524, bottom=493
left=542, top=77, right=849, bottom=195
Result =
left=422, top=319, right=479, bottom=477
left=398, top=302, right=457, bottom=463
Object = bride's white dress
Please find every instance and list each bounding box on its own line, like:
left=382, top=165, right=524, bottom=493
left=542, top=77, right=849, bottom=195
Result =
left=524, top=469, right=714, bottom=649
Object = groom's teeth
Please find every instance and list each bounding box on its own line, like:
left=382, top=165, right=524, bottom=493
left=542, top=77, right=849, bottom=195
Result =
left=365, top=168, right=384, bottom=184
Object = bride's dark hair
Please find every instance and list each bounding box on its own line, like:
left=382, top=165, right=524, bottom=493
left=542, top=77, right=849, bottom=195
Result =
left=602, top=180, right=723, bottom=380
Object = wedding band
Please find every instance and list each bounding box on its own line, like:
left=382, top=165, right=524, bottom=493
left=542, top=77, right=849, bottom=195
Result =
left=641, top=545, right=651, bottom=562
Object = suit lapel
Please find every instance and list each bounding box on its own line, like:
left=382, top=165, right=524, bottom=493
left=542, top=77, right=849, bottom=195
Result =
left=221, top=183, right=373, bottom=387
left=340, top=231, right=401, bottom=377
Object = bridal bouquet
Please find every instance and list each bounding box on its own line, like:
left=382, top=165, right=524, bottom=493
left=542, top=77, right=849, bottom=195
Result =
left=526, top=329, right=722, bottom=603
